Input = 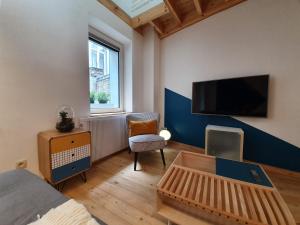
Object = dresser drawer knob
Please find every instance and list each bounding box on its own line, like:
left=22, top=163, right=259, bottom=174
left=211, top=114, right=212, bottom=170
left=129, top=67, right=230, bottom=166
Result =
left=71, top=140, right=74, bottom=143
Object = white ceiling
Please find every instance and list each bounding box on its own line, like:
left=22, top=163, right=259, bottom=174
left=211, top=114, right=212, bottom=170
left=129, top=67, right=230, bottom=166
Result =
left=111, top=0, right=163, bottom=18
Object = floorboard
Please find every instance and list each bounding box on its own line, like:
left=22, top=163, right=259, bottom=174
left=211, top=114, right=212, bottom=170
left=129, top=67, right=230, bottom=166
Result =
left=63, top=147, right=300, bottom=225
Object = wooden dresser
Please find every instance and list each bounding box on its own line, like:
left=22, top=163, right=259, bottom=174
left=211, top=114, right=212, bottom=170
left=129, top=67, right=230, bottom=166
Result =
left=38, top=129, right=91, bottom=186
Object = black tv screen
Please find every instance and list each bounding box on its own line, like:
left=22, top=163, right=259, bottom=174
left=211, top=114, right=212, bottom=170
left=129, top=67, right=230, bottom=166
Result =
left=192, top=75, right=269, bottom=117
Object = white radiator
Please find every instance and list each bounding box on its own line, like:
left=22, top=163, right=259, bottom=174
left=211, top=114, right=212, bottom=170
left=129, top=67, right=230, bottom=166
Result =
left=80, top=114, right=128, bottom=162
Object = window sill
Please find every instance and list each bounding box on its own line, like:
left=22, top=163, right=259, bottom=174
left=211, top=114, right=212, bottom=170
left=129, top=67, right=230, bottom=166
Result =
left=80, top=111, right=128, bottom=122
left=90, top=111, right=126, bottom=117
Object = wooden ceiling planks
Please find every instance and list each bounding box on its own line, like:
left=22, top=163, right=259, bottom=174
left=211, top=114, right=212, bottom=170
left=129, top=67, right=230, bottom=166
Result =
left=98, top=0, right=247, bottom=39
left=164, top=0, right=182, bottom=24
left=150, top=20, right=164, bottom=35
left=193, top=0, right=204, bottom=16
left=173, top=0, right=197, bottom=20
left=131, top=3, right=169, bottom=28
left=160, top=0, right=246, bottom=38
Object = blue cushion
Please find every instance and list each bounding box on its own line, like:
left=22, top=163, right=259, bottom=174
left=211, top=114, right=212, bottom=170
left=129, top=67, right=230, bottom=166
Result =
left=216, top=158, right=273, bottom=187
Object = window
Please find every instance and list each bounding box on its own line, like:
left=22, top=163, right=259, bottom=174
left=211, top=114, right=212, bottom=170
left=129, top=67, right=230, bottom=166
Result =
left=89, top=36, right=121, bottom=113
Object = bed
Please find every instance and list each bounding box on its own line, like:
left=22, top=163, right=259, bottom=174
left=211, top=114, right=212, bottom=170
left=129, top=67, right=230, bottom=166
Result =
left=0, top=169, right=106, bottom=225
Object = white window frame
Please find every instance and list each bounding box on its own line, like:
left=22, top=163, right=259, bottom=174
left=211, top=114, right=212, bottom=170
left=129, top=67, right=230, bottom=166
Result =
left=89, top=26, right=124, bottom=114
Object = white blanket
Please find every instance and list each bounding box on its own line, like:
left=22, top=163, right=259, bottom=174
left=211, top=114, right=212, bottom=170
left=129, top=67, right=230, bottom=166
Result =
left=28, top=199, right=99, bottom=225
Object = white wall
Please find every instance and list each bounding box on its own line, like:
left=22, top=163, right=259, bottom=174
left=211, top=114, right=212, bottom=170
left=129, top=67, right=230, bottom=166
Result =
left=132, top=32, right=144, bottom=112
left=142, top=26, right=160, bottom=112
left=0, top=0, right=143, bottom=173
left=160, top=0, right=300, bottom=147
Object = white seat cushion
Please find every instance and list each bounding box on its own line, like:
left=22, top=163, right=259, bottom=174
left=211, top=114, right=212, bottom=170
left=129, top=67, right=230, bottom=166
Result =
left=129, top=134, right=165, bottom=152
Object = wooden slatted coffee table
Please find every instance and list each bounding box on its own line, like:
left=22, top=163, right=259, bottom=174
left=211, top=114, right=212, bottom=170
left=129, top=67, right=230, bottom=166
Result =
left=157, top=151, right=296, bottom=225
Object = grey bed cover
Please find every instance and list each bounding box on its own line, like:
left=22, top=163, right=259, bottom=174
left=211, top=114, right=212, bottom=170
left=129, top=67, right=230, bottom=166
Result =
left=0, top=169, right=106, bottom=225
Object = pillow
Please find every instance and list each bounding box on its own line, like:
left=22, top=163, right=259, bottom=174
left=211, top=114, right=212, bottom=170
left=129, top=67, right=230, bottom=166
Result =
left=28, top=199, right=100, bottom=225
left=128, top=120, right=157, bottom=137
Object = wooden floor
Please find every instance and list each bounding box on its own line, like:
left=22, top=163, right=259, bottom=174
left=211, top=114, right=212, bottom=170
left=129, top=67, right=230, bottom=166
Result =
left=63, top=147, right=300, bottom=225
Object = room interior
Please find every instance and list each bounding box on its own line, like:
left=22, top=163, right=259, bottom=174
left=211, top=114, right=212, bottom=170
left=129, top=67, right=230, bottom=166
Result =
left=0, top=0, right=300, bottom=225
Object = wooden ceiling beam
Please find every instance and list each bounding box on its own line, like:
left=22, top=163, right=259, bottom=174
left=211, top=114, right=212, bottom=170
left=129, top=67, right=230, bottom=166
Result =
left=160, top=0, right=246, bottom=39
left=97, top=0, right=132, bottom=27
left=193, top=0, right=203, bottom=16
left=150, top=20, right=164, bottom=35
left=131, top=3, right=169, bottom=28
left=135, top=26, right=144, bottom=35
left=98, top=0, right=247, bottom=39
left=164, top=0, right=182, bottom=24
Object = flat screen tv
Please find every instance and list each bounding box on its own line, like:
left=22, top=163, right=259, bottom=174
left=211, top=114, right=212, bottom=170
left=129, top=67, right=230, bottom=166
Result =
left=192, top=75, right=269, bottom=117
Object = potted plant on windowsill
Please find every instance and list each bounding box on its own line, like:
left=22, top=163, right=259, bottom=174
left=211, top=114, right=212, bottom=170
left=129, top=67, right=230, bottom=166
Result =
left=90, top=91, right=95, bottom=104
left=97, top=92, right=110, bottom=104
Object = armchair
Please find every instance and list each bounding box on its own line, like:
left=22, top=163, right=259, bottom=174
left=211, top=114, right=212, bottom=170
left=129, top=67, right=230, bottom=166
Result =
left=126, top=112, right=166, bottom=171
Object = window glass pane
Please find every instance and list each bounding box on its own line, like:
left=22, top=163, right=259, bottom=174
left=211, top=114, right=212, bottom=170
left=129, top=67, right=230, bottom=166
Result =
left=89, top=39, right=119, bottom=111
left=99, top=53, right=104, bottom=70
left=91, top=50, right=97, bottom=68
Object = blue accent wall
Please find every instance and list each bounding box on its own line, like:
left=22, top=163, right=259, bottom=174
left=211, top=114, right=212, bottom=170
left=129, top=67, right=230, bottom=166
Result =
left=164, top=88, right=300, bottom=172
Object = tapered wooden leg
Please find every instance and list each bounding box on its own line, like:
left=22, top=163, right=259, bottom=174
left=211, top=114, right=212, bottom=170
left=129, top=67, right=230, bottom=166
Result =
left=134, top=152, right=138, bottom=171
left=128, top=148, right=131, bottom=154
left=80, top=171, right=87, bottom=183
left=160, top=149, right=166, bottom=166
left=55, top=181, right=66, bottom=191
left=60, top=181, right=66, bottom=190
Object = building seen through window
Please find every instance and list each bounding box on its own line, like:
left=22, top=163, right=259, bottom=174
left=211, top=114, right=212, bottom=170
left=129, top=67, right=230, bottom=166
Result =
left=89, top=38, right=120, bottom=113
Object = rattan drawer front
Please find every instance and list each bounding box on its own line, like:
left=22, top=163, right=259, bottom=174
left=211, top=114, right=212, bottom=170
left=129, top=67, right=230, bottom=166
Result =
left=51, top=144, right=90, bottom=169
left=50, top=132, right=90, bottom=154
